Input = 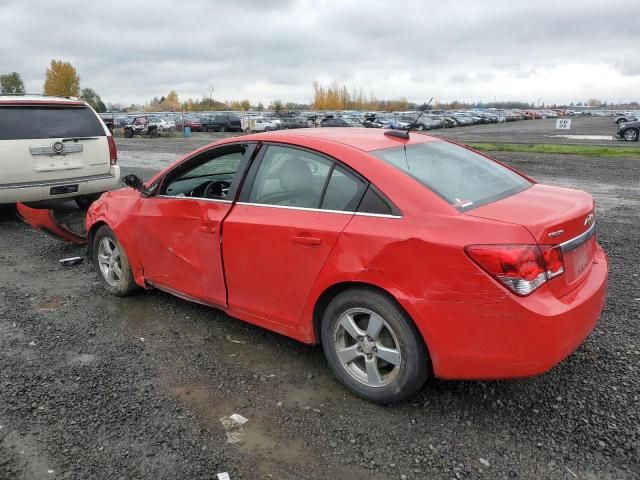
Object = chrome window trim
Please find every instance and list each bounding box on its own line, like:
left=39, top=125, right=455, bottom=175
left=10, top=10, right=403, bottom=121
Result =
left=0, top=173, right=115, bottom=190
left=235, top=201, right=402, bottom=218
left=559, top=223, right=596, bottom=253
left=155, top=195, right=232, bottom=204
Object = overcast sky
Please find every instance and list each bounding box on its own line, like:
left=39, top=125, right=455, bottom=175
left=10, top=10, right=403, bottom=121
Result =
left=1, top=0, right=639, bottom=106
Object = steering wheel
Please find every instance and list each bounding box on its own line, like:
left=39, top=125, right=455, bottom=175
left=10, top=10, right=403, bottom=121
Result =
left=203, top=180, right=231, bottom=199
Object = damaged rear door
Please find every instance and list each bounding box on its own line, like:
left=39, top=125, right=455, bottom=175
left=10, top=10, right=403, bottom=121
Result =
left=133, top=143, right=254, bottom=307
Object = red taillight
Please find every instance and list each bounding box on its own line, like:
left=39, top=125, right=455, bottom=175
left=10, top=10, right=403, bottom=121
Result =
left=108, top=135, right=117, bottom=165
left=465, top=244, right=564, bottom=296
left=541, top=245, right=564, bottom=279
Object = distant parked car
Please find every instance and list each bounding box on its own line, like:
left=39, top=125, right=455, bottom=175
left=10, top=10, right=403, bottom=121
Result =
left=202, top=113, right=242, bottom=132
left=320, top=117, right=356, bottom=127
left=148, top=117, right=175, bottom=131
left=614, top=114, right=637, bottom=125
left=249, top=117, right=278, bottom=132
left=279, top=117, right=310, bottom=129
left=616, top=119, right=639, bottom=141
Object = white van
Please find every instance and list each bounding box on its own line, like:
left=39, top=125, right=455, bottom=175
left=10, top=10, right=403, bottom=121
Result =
left=0, top=95, right=120, bottom=206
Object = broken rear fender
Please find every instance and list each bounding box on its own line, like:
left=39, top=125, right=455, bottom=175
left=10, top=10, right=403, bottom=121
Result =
left=16, top=203, right=87, bottom=245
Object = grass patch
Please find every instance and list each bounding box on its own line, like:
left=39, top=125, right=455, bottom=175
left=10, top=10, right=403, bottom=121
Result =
left=467, top=142, right=640, bottom=158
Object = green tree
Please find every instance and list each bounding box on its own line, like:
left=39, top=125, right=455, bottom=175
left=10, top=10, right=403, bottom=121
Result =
left=256, top=102, right=264, bottom=111
left=43, top=60, right=80, bottom=97
left=240, top=99, right=251, bottom=111
left=269, top=99, right=283, bottom=110
left=80, top=88, right=106, bottom=112
left=0, top=72, right=26, bottom=94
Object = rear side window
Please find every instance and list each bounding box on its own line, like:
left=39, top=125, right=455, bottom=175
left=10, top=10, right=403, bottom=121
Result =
left=321, top=165, right=366, bottom=212
left=0, top=106, right=106, bottom=140
left=371, top=141, right=530, bottom=211
left=357, top=187, right=396, bottom=216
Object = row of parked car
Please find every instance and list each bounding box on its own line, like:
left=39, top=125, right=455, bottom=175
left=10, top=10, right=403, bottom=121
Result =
left=100, top=108, right=640, bottom=137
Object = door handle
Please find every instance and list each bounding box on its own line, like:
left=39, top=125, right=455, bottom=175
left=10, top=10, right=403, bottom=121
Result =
left=292, top=235, right=321, bottom=246
left=199, top=223, right=216, bottom=234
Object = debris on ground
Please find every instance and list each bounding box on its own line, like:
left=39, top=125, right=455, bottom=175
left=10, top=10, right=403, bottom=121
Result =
left=59, top=256, right=83, bottom=267
left=217, top=473, right=230, bottom=480
left=220, top=413, right=249, bottom=444
left=225, top=335, right=245, bottom=344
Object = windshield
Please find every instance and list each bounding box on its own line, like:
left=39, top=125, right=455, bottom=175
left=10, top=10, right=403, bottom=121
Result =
left=371, top=141, right=531, bottom=211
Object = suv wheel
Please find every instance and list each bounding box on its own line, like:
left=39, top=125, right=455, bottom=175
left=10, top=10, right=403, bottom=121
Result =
left=91, top=226, right=139, bottom=296
left=321, top=288, right=429, bottom=404
left=124, top=128, right=133, bottom=138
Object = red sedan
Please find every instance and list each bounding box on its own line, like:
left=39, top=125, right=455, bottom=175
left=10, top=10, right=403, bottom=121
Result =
left=19, top=128, right=608, bottom=403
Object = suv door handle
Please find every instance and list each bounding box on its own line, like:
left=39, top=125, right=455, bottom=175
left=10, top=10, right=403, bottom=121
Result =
left=292, top=235, right=321, bottom=246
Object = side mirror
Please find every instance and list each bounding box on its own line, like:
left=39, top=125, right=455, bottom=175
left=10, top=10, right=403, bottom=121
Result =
left=122, top=174, right=144, bottom=191
left=122, top=174, right=152, bottom=197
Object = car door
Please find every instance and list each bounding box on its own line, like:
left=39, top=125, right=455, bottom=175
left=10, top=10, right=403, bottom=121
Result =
left=134, top=143, right=253, bottom=307
left=223, top=144, right=367, bottom=327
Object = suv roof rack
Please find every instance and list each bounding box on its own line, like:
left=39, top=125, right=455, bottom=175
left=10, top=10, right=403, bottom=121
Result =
left=0, top=93, right=80, bottom=100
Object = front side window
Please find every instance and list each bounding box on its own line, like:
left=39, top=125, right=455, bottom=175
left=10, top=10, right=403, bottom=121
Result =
left=162, top=146, right=247, bottom=199
left=247, top=146, right=332, bottom=208
left=371, top=141, right=530, bottom=211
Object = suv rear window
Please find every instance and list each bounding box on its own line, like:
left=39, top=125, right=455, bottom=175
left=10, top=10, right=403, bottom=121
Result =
left=0, top=106, right=106, bottom=140
left=371, top=141, right=530, bottom=211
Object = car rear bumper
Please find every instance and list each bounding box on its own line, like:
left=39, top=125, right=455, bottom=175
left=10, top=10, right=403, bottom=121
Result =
left=414, top=244, right=608, bottom=380
left=0, top=166, right=120, bottom=203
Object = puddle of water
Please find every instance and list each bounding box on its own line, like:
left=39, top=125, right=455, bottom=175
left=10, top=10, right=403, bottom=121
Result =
left=38, top=296, right=62, bottom=311
left=68, top=353, right=97, bottom=366
left=168, top=382, right=307, bottom=476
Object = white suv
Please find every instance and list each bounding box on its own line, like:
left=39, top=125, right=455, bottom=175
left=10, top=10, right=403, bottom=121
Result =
left=0, top=95, right=120, bottom=206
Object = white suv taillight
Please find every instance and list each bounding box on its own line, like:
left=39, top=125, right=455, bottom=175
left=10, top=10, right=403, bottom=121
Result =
left=465, top=244, right=564, bottom=296
left=108, top=135, right=117, bottom=165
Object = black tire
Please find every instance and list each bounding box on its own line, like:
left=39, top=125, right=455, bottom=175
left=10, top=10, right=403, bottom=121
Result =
left=320, top=288, right=429, bottom=404
left=416, top=124, right=425, bottom=131
left=149, top=129, right=158, bottom=139
left=124, top=128, right=133, bottom=138
left=75, top=193, right=102, bottom=209
left=91, top=226, right=139, bottom=297
left=623, top=128, right=638, bottom=141
left=203, top=125, right=209, bottom=132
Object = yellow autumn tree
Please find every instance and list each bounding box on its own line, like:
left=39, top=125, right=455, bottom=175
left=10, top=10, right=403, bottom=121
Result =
left=43, top=60, right=80, bottom=97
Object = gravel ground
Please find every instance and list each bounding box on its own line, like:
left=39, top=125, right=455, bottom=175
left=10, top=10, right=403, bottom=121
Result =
left=0, top=135, right=638, bottom=480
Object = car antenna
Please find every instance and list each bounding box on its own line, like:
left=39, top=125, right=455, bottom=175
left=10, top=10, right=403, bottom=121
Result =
left=384, top=98, right=433, bottom=140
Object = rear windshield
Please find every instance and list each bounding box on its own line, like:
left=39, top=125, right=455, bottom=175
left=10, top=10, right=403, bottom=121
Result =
left=371, top=141, right=530, bottom=211
left=0, top=106, right=106, bottom=140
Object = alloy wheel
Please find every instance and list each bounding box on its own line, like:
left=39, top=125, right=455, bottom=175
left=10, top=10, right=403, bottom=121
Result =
left=333, top=308, right=402, bottom=388
left=97, top=237, right=122, bottom=287
left=624, top=129, right=638, bottom=141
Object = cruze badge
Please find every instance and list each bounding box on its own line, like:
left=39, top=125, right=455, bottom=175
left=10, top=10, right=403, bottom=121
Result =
left=52, top=141, right=65, bottom=154
left=584, top=213, right=595, bottom=228
left=548, top=229, right=565, bottom=239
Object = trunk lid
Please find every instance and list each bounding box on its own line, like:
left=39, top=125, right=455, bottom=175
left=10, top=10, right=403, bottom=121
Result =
left=467, top=184, right=597, bottom=296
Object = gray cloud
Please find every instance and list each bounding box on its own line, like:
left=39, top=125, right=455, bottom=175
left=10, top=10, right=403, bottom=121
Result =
left=1, top=0, right=639, bottom=105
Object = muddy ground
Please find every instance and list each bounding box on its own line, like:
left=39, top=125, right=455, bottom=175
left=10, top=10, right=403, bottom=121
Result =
left=0, top=131, right=639, bottom=479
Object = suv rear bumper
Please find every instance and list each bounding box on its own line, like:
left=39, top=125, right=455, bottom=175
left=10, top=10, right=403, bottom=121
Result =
left=0, top=166, right=120, bottom=203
